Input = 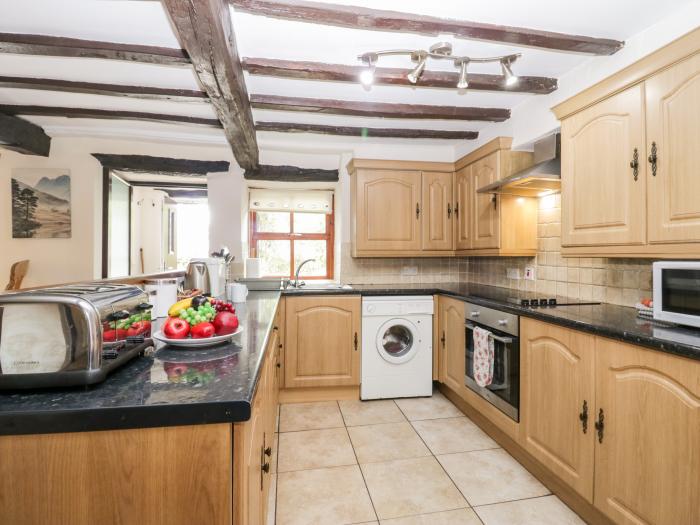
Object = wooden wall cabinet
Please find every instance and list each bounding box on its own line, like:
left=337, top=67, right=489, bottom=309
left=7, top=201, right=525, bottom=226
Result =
left=284, top=295, right=361, bottom=388
left=422, top=171, right=454, bottom=251
left=555, top=29, right=700, bottom=257
left=520, top=318, right=700, bottom=525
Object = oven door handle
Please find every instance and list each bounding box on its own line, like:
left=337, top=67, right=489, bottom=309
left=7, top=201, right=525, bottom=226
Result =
left=465, top=322, right=514, bottom=344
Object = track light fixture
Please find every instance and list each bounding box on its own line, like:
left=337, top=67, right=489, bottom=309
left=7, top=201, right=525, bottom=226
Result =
left=358, top=44, right=521, bottom=91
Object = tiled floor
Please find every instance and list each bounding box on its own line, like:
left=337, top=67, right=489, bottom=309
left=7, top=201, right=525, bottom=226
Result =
left=269, top=391, right=586, bottom=525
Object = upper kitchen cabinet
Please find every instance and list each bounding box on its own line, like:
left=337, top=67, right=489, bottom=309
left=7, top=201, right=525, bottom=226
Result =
left=554, top=28, right=700, bottom=257
left=453, top=138, right=538, bottom=256
left=348, top=159, right=455, bottom=257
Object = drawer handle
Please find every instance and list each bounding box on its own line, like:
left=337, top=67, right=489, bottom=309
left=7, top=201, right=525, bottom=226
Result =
left=630, top=148, right=639, bottom=181
left=648, top=142, right=657, bottom=177
left=579, top=400, right=588, bottom=434
left=594, top=408, right=605, bottom=443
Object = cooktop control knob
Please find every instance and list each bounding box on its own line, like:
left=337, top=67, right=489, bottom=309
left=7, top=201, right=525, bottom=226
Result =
left=548, top=298, right=557, bottom=306
left=539, top=298, right=548, bottom=306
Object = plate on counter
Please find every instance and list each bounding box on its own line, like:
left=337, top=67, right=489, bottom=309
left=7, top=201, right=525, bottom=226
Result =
left=152, top=326, right=244, bottom=348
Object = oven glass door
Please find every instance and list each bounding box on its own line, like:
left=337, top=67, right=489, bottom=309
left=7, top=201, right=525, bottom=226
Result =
left=465, top=321, right=519, bottom=421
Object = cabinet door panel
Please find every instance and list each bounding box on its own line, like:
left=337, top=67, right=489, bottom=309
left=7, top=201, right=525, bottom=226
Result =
left=594, top=338, right=700, bottom=525
left=355, top=169, right=421, bottom=251
left=422, top=171, right=453, bottom=251
left=646, top=53, right=700, bottom=243
left=454, top=166, right=472, bottom=250
left=520, top=319, right=595, bottom=501
left=285, top=296, right=361, bottom=388
left=439, top=296, right=465, bottom=394
left=561, top=85, right=646, bottom=247
left=471, top=153, right=500, bottom=249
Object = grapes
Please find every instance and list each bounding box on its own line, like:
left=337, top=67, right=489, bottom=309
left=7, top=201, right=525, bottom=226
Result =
left=209, top=298, right=235, bottom=314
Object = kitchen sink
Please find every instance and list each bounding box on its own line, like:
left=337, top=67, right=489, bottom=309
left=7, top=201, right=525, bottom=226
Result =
left=284, top=283, right=353, bottom=291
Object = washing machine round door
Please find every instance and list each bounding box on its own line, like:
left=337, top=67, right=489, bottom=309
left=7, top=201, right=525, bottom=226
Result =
left=375, top=318, right=420, bottom=364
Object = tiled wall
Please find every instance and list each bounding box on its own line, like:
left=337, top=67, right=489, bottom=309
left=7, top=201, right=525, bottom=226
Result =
left=340, top=243, right=467, bottom=284
left=464, top=194, right=653, bottom=307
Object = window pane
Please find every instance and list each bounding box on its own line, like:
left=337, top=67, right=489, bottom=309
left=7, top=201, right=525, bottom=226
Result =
left=294, top=240, right=327, bottom=277
left=293, top=212, right=326, bottom=234
left=256, top=211, right=290, bottom=233
left=258, top=240, right=290, bottom=276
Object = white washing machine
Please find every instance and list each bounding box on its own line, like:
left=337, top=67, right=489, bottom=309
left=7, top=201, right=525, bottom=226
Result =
left=361, top=296, right=434, bottom=400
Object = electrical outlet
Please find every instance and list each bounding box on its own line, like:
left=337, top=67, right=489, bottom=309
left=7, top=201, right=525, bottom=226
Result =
left=401, top=266, right=418, bottom=276
left=525, top=266, right=536, bottom=280
left=506, top=268, right=521, bottom=280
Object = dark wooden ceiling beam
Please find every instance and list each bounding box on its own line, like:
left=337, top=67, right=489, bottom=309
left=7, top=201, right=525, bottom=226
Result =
left=0, top=76, right=208, bottom=102
left=0, top=113, right=51, bottom=156
left=230, top=0, right=623, bottom=55
left=243, top=57, right=557, bottom=94
left=163, top=0, right=259, bottom=170
left=0, top=32, right=190, bottom=65
left=245, top=164, right=339, bottom=182
left=255, top=122, right=478, bottom=140
left=0, top=105, right=221, bottom=127
left=91, top=154, right=229, bottom=176
left=250, top=94, right=509, bottom=121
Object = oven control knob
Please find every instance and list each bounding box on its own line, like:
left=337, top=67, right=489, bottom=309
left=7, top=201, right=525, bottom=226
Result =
left=470, top=311, right=480, bottom=317
left=498, top=319, right=508, bottom=326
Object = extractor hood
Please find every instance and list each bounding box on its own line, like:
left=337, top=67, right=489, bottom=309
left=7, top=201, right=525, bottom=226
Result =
left=477, top=133, right=561, bottom=197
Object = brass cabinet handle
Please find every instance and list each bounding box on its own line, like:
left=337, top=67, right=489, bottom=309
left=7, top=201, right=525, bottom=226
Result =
left=416, top=203, right=420, bottom=219
left=354, top=332, right=358, bottom=351
left=648, top=141, right=657, bottom=176
left=447, top=203, right=452, bottom=219
left=276, top=362, right=281, bottom=368
left=264, top=446, right=272, bottom=457
left=273, top=325, right=278, bottom=331
left=594, top=408, right=605, bottom=443
left=441, top=330, right=446, bottom=347
left=492, top=194, right=498, bottom=210
left=630, top=148, right=639, bottom=181
left=454, top=202, right=459, bottom=218
left=262, top=462, right=270, bottom=473
left=579, top=400, right=588, bottom=434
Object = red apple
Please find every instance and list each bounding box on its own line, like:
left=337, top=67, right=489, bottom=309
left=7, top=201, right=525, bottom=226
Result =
left=163, top=317, right=190, bottom=339
left=191, top=322, right=215, bottom=339
left=213, top=311, right=239, bottom=335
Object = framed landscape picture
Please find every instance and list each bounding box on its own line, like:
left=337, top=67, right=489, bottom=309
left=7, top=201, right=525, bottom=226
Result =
left=11, top=168, right=72, bottom=239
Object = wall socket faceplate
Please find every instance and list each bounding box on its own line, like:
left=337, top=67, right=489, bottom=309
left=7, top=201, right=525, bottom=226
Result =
left=525, top=266, right=536, bottom=280
left=401, top=266, right=418, bottom=276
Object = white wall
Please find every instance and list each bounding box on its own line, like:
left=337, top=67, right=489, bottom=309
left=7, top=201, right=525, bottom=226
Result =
left=130, top=186, right=167, bottom=274
left=454, top=1, right=700, bottom=154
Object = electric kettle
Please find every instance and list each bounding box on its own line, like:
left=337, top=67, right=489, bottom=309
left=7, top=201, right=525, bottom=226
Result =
left=184, top=261, right=210, bottom=294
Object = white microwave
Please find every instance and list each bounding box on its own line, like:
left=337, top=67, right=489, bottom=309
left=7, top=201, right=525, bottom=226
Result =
left=653, top=262, right=700, bottom=328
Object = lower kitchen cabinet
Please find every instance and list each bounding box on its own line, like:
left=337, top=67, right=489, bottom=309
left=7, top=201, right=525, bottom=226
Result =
left=284, top=295, right=361, bottom=388
left=437, top=295, right=465, bottom=394
left=594, top=338, right=700, bottom=525
left=520, top=319, right=596, bottom=501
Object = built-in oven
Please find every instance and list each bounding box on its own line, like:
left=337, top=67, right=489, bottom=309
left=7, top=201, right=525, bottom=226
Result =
left=464, top=302, right=520, bottom=421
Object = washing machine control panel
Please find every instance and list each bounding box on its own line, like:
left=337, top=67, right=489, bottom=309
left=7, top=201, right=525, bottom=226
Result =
left=362, top=296, right=434, bottom=316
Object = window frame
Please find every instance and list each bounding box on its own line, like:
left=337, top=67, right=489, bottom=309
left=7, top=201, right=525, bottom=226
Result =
left=249, top=199, right=334, bottom=280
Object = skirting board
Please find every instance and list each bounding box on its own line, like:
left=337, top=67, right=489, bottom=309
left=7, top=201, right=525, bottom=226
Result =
left=279, top=386, right=360, bottom=404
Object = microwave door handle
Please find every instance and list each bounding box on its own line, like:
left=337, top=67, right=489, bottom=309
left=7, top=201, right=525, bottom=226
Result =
left=465, top=322, right=514, bottom=344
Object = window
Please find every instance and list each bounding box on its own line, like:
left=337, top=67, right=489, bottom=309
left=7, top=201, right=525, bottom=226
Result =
left=249, top=200, right=334, bottom=280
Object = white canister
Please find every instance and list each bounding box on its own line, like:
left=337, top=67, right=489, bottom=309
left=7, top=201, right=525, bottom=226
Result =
left=144, top=278, right=178, bottom=318
left=227, top=282, right=249, bottom=303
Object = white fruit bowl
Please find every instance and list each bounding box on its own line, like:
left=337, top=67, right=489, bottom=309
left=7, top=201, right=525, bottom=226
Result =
left=152, top=326, right=244, bottom=348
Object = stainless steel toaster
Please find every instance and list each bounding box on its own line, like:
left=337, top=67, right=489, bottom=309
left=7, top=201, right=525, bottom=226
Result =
left=0, top=283, right=154, bottom=389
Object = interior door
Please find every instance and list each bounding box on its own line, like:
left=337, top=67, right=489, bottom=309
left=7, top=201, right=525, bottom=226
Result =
left=646, top=53, right=700, bottom=244
left=355, top=169, right=421, bottom=252
left=594, top=338, right=700, bottom=525
left=561, top=85, right=646, bottom=247
left=421, top=171, right=453, bottom=251
left=454, top=166, right=472, bottom=250
left=439, top=296, right=466, bottom=394
left=471, top=153, right=501, bottom=250
left=520, top=319, right=595, bottom=501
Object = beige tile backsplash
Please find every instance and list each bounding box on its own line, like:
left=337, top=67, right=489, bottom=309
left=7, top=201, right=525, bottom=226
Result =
left=341, top=194, right=652, bottom=307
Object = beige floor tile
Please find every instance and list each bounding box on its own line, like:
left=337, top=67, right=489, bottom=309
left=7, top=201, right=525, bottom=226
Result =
left=339, top=399, right=406, bottom=427
left=474, top=495, right=585, bottom=525
left=279, top=401, right=344, bottom=432
left=411, top=417, right=499, bottom=455
left=348, top=422, right=431, bottom=464
left=278, top=428, right=356, bottom=472
left=361, top=457, right=467, bottom=520
left=380, top=508, right=481, bottom=524
left=276, top=465, right=376, bottom=525
left=437, top=449, right=549, bottom=506
left=394, top=392, right=463, bottom=421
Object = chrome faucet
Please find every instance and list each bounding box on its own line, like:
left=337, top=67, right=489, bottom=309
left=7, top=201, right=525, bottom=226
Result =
left=291, top=259, right=315, bottom=288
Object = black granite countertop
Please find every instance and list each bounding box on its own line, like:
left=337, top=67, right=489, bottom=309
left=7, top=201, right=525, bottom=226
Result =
left=288, top=282, right=700, bottom=362
left=0, top=291, right=280, bottom=436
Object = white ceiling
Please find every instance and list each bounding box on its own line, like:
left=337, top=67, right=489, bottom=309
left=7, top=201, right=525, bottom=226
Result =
left=0, top=0, right=695, bottom=154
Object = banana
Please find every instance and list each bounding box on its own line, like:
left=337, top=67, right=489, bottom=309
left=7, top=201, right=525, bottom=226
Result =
left=167, top=298, right=192, bottom=317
